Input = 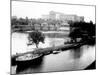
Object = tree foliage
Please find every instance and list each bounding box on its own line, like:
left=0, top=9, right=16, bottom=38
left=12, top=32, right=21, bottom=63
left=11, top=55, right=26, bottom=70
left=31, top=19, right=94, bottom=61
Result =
left=28, top=31, right=45, bottom=48
left=69, top=21, right=96, bottom=44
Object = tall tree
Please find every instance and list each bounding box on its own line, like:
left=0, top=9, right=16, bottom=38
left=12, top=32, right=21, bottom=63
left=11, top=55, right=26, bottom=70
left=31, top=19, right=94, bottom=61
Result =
left=28, top=31, right=45, bottom=48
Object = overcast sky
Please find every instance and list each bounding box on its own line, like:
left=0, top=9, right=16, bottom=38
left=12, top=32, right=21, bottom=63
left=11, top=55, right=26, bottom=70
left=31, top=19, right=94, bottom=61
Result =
left=12, top=0, right=95, bottom=23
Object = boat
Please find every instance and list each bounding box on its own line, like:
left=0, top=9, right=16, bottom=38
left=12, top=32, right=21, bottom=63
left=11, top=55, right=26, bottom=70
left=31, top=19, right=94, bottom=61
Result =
left=16, top=53, right=43, bottom=66
left=52, top=50, right=61, bottom=54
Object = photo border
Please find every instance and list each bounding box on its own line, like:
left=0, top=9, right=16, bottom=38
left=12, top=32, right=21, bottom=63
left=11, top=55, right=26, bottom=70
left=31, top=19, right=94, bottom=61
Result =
left=10, top=0, right=96, bottom=74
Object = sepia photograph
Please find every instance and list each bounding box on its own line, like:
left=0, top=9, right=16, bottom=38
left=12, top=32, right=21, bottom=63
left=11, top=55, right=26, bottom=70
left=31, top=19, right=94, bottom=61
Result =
left=11, top=0, right=96, bottom=74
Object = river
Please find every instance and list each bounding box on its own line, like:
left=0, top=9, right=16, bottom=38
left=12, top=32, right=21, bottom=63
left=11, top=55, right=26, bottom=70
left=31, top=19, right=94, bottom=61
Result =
left=11, top=32, right=95, bottom=74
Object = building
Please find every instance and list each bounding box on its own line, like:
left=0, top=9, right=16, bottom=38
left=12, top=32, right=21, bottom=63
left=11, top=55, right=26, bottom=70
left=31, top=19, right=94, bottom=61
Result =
left=41, top=22, right=49, bottom=31
left=49, top=24, right=56, bottom=31
left=59, top=22, right=70, bottom=31
left=42, top=15, right=50, bottom=20
left=42, top=11, right=84, bottom=22
left=34, top=24, right=41, bottom=30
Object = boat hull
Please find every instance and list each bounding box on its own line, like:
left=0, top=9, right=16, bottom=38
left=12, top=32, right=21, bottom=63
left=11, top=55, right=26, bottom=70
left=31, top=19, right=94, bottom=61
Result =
left=16, top=54, right=44, bottom=66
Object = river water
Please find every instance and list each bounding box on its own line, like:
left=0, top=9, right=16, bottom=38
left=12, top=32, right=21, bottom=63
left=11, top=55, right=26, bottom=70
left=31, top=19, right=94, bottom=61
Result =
left=11, top=32, right=95, bottom=74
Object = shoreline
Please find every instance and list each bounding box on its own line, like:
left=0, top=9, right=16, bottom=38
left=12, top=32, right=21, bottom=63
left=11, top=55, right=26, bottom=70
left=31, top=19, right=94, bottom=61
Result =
left=11, top=42, right=86, bottom=66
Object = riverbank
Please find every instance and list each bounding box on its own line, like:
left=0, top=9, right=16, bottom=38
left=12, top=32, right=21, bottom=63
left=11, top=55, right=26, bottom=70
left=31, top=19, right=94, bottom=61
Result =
left=11, top=42, right=86, bottom=66
left=11, top=32, right=95, bottom=66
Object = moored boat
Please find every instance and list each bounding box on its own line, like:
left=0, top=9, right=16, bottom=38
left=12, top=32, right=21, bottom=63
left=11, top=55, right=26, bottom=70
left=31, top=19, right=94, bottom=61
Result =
left=52, top=50, right=61, bottom=54
left=16, top=53, right=43, bottom=66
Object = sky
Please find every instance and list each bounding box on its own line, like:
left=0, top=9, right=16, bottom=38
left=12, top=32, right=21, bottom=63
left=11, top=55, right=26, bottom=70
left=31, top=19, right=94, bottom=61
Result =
left=12, top=0, right=95, bottom=23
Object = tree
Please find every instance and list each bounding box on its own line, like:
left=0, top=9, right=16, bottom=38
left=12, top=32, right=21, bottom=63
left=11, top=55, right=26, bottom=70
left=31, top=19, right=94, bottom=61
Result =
left=11, top=16, right=18, bottom=26
left=28, top=31, right=45, bottom=48
left=69, top=21, right=95, bottom=44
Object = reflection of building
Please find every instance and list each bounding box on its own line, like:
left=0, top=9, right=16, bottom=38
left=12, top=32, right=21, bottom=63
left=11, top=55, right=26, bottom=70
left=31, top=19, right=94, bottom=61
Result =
left=42, top=11, right=84, bottom=22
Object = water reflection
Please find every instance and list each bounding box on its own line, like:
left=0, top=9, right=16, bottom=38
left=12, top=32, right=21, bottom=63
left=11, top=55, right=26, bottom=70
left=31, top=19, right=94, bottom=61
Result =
left=13, top=45, right=95, bottom=74
left=70, top=47, right=82, bottom=59
left=16, top=56, right=44, bottom=74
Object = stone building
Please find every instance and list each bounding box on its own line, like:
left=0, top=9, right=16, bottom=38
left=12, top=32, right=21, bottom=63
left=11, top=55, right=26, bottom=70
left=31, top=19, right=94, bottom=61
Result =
left=59, top=22, right=70, bottom=31
left=42, top=11, right=84, bottom=22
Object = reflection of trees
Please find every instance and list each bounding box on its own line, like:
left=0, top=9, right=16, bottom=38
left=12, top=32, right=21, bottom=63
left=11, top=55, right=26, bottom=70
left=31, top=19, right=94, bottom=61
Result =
left=69, top=21, right=96, bottom=45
